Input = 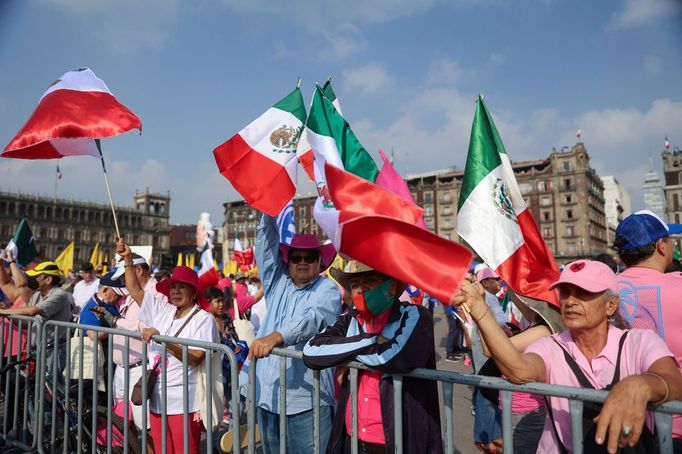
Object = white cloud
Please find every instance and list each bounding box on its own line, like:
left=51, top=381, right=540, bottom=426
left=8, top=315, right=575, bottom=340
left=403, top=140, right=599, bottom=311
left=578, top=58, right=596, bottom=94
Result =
left=487, top=52, right=507, bottom=70
left=425, top=58, right=464, bottom=86
left=606, top=0, right=682, bottom=30
left=321, top=24, right=368, bottom=60
left=47, top=0, right=183, bottom=53
left=642, top=54, right=663, bottom=77
left=343, top=64, right=396, bottom=94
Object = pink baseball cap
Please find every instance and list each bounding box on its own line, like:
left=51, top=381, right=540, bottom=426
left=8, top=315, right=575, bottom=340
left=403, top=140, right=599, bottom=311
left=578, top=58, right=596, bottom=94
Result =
left=549, top=260, right=617, bottom=293
left=476, top=268, right=500, bottom=283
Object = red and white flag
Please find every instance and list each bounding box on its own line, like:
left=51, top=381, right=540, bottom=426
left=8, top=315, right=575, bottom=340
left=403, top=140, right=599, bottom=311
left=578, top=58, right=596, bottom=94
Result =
left=576, top=128, right=582, bottom=140
left=665, top=136, right=670, bottom=151
left=214, top=88, right=306, bottom=216
left=2, top=68, right=141, bottom=159
left=321, top=162, right=472, bottom=302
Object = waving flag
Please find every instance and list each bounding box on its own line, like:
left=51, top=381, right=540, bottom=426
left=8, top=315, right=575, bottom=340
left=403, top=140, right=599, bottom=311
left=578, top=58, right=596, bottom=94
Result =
left=456, top=96, right=559, bottom=306
left=4, top=218, right=38, bottom=266
left=214, top=88, right=305, bottom=216
left=2, top=68, right=141, bottom=159
left=276, top=200, right=296, bottom=245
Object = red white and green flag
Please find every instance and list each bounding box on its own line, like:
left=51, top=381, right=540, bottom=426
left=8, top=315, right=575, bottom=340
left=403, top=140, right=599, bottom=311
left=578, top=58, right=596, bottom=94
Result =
left=456, top=96, right=560, bottom=306
left=214, top=88, right=306, bottom=216
left=323, top=162, right=472, bottom=302
left=2, top=68, right=141, bottom=159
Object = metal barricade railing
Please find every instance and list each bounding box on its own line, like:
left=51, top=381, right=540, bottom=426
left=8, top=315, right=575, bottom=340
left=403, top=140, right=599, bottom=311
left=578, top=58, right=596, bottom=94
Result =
left=34, top=319, right=241, bottom=454
left=3, top=316, right=682, bottom=454
left=247, top=347, right=682, bottom=454
left=0, top=315, right=44, bottom=452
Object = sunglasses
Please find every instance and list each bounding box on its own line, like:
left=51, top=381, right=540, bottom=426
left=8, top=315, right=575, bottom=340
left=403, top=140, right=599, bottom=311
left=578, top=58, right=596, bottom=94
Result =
left=289, top=254, right=319, bottom=264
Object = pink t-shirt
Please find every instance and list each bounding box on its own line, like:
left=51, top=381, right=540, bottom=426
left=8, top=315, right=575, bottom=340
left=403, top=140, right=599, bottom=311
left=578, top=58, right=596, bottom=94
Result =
left=525, top=327, right=673, bottom=454
left=617, top=267, right=682, bottom=437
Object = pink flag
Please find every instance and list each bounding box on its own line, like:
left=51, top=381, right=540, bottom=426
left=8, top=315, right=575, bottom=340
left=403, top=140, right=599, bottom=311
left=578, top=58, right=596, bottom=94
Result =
left=375, top=150, right=427, bottom=229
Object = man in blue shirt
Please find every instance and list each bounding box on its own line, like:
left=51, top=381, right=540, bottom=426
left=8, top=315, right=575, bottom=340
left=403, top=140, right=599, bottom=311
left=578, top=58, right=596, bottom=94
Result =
left=248, top=213, right=341, bottom=454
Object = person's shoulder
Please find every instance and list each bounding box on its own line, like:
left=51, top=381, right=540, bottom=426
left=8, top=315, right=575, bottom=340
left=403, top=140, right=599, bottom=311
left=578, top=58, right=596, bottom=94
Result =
left=626, top=328, right=667, bottom=345
left=316, top=276, right=340, bottom=292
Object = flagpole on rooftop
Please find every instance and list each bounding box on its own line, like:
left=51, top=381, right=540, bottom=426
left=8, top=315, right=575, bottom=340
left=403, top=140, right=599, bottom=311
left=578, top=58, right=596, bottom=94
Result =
left=95, top=139, right=122, bottom=240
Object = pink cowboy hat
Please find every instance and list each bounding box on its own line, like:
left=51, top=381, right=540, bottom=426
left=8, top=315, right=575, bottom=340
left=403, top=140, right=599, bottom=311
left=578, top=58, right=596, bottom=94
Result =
left=156, top=266, right=210, bottom=312
left=279, top=234, right=337, bottom=273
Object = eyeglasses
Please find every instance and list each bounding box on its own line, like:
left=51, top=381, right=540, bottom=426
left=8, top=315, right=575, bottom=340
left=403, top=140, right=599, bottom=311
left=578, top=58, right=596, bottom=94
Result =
left=289, top=254, right=319, bottom=264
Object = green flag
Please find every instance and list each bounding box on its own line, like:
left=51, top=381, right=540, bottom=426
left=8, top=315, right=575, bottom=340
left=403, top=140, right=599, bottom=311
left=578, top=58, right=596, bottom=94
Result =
left=6, top=218, right=38, bottom=266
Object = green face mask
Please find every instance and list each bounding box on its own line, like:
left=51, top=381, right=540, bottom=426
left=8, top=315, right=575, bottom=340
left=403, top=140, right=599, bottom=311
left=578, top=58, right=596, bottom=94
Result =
left=351, top=278, right=395, bottom=319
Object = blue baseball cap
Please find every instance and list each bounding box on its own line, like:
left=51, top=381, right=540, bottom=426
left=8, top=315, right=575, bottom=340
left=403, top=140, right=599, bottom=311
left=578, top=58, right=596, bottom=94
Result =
left=615, top=210, right=682, bottom=250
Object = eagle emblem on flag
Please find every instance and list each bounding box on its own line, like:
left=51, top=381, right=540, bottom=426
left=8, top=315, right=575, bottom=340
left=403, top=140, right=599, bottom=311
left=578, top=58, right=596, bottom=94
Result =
left=270, top=125, right=302, bottom=154
left=492, top=178, right=517, bottom=223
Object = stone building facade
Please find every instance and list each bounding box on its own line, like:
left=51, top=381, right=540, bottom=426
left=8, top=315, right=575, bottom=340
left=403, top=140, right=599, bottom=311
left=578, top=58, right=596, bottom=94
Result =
left=0, top=188, right=171, bottom=267
left=601, top=176, right=631, bottom=247
left=662, top=147, right=682, bottom=252
left=222, top=144, right=608, bottom=265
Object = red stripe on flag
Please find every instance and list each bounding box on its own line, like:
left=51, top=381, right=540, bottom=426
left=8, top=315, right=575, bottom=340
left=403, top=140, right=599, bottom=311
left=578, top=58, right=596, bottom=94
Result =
left=495, top=209, right=560, bottom=307
left=325, top=162, right=424, bottom=225
left=298, top=149, right=315, bottom=182
left=214, top=134, right=295, bottom=216
left=4, top=90, right=141, bottom=154
left=340, top=215, right=473, bottom=302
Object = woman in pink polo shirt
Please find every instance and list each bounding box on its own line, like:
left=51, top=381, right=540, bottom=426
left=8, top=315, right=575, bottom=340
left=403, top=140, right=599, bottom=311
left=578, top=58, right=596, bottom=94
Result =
left=452, top=259, right=682, bottom=454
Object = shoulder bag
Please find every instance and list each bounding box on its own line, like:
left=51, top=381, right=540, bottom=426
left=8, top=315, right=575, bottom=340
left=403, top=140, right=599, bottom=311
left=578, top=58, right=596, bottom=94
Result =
left=131, top=306, right=201, bottom=405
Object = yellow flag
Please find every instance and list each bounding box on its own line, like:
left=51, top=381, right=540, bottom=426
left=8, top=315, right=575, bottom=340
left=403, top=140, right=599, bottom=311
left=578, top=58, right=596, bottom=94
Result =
left=89, top=242, right=100, bottom=266
left=102, top=251, right=109, bottom=274
left=177, top=252, right=184, bottom=267
left=213, top=259, right=219, bottom=271
left=225, top=260, right=238, bottom=276
left=54, top=241, right=74, bottom=276
left=188, top=253, right=195, bottom=269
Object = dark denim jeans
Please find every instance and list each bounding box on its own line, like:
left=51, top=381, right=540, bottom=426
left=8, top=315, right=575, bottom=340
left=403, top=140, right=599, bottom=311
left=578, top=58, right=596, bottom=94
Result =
left=257, top=405, right=333, bottom=454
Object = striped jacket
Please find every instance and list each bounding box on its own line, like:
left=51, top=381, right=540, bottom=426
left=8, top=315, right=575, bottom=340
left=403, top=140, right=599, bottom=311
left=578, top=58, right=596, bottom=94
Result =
left=303, top=301, right=443, bottom=454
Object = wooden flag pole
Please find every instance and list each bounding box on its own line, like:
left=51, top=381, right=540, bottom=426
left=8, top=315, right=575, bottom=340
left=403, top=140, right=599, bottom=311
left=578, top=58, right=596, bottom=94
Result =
left=96, top=140, right=122, bottom=240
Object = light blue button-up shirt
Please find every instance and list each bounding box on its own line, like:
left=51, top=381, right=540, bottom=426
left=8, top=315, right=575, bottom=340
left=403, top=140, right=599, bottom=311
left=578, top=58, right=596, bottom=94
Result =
left=250, top=214, right=341, bottom=414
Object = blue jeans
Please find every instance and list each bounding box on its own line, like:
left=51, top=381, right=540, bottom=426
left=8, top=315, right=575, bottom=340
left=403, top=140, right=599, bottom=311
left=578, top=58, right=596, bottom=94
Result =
left=473, top=388, right=502, bottom=443
left=445, top=311, right=462, bottom=355
left=257, top=406, right=333, bottom=454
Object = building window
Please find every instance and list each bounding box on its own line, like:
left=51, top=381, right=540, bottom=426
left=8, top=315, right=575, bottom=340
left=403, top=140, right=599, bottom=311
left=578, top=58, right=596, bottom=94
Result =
left=424, top=205, right=433, bottom=217
left=565, top=195, right=573, bottom=204
left=542, top=228, right=552, bottom=238
left=442, top=192, right=451, bottom=202
left=299, top=207, right=306, bottom=217
left=567, top=242, right=576, bottom=255
left=564, top=179, right=572, bottom=190
left=541, top=196, right=551, bottom=206
left=537, top=181, right=546, bottom=192
left=674, top=193, right=679, bottom=211
left=444, top=219, right=451, bottom=229
left=543, top=211, right=551, bottom=222
left=566, top=209, right=573, bottom=219
left=563, top=161, right=570, bottom=172
left=566, top=226, right=574, bottom=236
left=443, top=207, right=452, bottom=215
left=424, top=192, right=433, bottom=203
left=425, top=218, right=434, bottom=230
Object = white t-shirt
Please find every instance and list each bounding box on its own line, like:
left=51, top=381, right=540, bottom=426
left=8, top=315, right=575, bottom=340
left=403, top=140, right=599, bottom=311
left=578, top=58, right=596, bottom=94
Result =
left=138, top=292, right=217, bottom=414
left=72, top=278, right=100, bottom=310
left=249, top=298, right=267, bottom=335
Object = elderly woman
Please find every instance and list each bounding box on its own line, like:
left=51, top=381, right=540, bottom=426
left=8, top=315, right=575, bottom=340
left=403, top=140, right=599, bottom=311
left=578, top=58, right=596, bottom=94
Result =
left=119, top=237, right=219, bottom=454
left=452, top=259, right=682, bottom=453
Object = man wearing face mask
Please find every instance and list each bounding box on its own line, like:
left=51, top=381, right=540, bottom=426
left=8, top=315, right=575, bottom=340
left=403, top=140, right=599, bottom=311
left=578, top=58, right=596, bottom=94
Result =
left=247, top=213, right=341, bottom=454
left=303, top=261, right=442, bottom=454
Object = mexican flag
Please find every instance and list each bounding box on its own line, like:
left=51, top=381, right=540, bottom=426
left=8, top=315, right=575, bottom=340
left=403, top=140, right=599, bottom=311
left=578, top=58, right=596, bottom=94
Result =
left=297, top=79, right=341, bottom=181
left=2, top=68, right=141, bottom=159
left=214, top=87, right=306, bottom=216
left=456, top=96, right=559, bottom=306
left=197, top=242, right=220, bottom=291
left=4, top=218, right=38, bottom=266
left=322, top=161, right=473, bottom=302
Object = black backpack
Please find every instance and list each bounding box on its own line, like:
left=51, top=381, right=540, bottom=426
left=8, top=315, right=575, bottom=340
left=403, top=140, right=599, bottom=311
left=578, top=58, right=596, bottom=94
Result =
left=546, top=331, right=659, bottom=453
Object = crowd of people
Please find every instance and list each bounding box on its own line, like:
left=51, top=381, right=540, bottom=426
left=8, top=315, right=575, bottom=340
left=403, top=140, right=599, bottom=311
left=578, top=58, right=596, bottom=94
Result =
left=0, top=208, right=681, bottom=453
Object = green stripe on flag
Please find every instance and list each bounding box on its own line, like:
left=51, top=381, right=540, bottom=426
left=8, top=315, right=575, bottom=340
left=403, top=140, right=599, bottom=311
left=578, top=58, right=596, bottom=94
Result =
left=322, top=80, right=337, bottom=104
left=458, top=96, right=505, bottom=208
left=273, top=87, right=307, bottom=124
left=307, top=85, right=378, bottom=181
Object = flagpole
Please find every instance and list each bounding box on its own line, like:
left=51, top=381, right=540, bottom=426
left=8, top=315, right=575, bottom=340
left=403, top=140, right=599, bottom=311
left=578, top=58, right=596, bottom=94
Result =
left=96, top=140, right=122, bottom=240
left=296, top=78, right=301, bottom=88
left=54, top=165, right=58, bottom=202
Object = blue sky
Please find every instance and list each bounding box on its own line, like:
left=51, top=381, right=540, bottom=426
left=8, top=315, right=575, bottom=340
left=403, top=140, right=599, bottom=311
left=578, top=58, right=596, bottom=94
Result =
left=0, top=0, right=681, bottom=226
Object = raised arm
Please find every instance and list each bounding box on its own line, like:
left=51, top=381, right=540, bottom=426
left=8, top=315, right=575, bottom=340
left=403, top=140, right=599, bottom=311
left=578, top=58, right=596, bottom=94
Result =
left=116, top=238, right=144, bottom=306
left=452, top=280, right=545, bottom=383
left=255, top=214, right=286, bottom=292
left=0, top=250, right=33, bottom=304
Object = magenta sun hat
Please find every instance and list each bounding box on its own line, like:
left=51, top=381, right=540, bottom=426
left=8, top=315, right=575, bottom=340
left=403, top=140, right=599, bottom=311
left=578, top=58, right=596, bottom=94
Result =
left=156, top=266, right=210, bottom=311
left=615, top=209, right=682, bottom=250
left=279, top=234, right=337, bottom=272
left=549, top=260, right=617, bottom=293
left=476, top=267, right=500, bottom=283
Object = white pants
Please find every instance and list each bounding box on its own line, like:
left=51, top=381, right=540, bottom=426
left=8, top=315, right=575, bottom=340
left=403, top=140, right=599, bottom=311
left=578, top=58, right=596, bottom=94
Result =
left=113, top=364, right=150, bottom=430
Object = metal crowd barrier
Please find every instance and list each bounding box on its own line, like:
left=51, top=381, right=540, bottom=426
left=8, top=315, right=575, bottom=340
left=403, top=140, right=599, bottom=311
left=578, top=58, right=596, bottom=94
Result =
left=250, top=347, right=682, bottom=454
left=1, top=317, right=681, bottom=454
